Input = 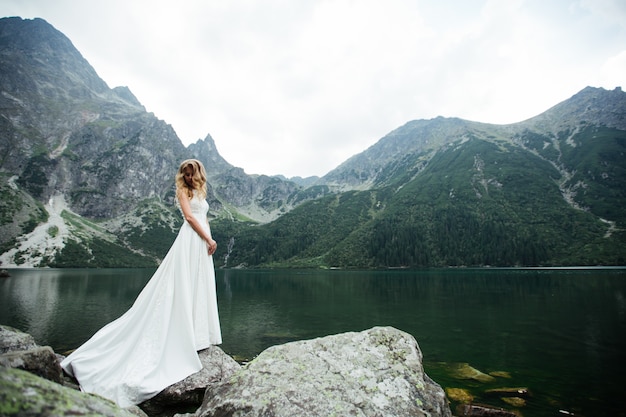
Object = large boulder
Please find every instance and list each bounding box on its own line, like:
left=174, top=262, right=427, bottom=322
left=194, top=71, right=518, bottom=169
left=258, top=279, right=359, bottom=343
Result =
left=140, top=345, right=241, bottom=416
left=0, top=367, right=147, bottom=417
left=196, top=326, right=452, bottom=417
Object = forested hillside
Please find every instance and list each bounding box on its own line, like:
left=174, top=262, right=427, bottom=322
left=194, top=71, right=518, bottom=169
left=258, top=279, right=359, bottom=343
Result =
left=218, top=130, right=625, bottom=268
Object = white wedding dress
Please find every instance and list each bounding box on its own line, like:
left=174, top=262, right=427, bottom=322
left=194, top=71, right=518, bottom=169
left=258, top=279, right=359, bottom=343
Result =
left=61, top=191, right=222, bottom=407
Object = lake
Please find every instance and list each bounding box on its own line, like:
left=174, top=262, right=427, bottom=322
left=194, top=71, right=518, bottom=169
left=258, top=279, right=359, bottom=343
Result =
left=1, top=267, right=625, bottom=416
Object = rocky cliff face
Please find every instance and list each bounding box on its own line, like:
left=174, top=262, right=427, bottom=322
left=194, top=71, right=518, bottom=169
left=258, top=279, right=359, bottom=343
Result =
left=0, top=17, right=301, bottom=220
left=0, top=17, right=306, bottom=266
left=0, top=17, right=184, bottom=218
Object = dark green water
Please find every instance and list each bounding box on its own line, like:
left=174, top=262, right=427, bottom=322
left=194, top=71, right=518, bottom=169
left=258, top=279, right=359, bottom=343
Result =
left=1, top=267, right=625, bottom=416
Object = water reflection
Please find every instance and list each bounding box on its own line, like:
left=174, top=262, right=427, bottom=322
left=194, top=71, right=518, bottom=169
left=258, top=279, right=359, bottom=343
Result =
left=0, top=268, right=155, bottom=351
left=3, top=269, right=61, bottom=344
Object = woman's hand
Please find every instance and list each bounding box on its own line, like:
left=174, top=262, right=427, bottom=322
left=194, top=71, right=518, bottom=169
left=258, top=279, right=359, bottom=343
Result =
left=206, top=239, right=217, bottom=255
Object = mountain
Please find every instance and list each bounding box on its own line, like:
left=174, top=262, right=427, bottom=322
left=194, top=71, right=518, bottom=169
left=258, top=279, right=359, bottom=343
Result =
left=321, top=86, right=626, bottom=192
left=0, top=17, right=303, bottom=267
left=221, top=87, right=626, bottom=268
left=0, top=17, right=624, bottom=268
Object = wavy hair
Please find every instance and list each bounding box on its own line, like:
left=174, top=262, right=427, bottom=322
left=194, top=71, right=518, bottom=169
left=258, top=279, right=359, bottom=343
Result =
left=175, top=159, right=207, bottom=200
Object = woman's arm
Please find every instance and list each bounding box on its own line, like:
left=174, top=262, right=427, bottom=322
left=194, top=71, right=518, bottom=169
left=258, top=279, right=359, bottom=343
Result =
left=177, top=189, right=217, bottom=255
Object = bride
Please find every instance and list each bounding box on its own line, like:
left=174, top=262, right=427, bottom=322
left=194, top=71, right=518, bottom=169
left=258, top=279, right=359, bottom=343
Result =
left=61, top=159, right=222, bottom=407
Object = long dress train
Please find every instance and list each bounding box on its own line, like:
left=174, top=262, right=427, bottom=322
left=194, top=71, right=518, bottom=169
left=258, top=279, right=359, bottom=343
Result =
left=61, top=192, right=222, bottom=407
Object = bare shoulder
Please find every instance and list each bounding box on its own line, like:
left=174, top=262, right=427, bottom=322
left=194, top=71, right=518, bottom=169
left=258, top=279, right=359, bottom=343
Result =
left=176, top=188, right=189, bottom=200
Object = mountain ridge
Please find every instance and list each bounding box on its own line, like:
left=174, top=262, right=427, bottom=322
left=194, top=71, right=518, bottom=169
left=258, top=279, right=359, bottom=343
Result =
left=0, top=16, right=624, bottom=268
left=0, top=17, right=298, bottom=222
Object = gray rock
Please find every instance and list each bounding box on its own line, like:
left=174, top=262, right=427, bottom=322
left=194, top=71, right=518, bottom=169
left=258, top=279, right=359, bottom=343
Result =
left=0, top=325, right=37, bottom=354
left=0, top=325, right=63, bottom=384
left=196, top=326, right=452, bottom=417
left=0, top=345, right=63, bottom=384
left=140, top=345, right=241, bottom=416
left=455, top=403, right=519, bottom=417
left=0, top=367, right=147, bottom=417
left=0, top=324, right=455, bottom=417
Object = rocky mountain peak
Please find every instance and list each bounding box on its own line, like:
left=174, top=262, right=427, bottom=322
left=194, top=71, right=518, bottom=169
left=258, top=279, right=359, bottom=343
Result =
left=0, top=16, right=301, bottom=227
left=187, top=135, right=234, bottom=177
left=0, top=17, right=109, bottom=97
left=521, top=86, right=626, bottom=133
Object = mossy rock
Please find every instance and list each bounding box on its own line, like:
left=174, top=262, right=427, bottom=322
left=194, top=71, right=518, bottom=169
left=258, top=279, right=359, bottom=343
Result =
left=489, top=371, right=512, bottom=379
left=449, top=363, right=496, bottom=383
left=484, top=387, right=530, bottom=398
left=502, top=397, right=527, bottom=408
left=0, top=367, right=145, bottom=417
left=445, top=387, right=474, bottom=403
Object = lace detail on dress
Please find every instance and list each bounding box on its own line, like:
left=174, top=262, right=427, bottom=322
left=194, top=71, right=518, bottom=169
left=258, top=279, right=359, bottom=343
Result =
left=175, top=190, right=209, bottom=218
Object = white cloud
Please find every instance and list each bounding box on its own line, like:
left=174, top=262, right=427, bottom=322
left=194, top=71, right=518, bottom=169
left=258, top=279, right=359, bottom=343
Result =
left=597, top=50, right=626, bottom=88
left=1, top=0, right=625, bottom=177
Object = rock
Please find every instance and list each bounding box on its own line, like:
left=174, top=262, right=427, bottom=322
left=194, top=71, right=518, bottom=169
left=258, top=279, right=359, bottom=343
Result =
left=455, top=403, right=519, bottom=417
left=140, top=345, right=241, bottom=416
left=449, top=362, right=496, bottom=383
left=0, top=269, right=10, bottom=278
left=446, top=387, right=474, bottom=403
left=0, top=345, right=63, bottom=384
left=501, top=397, right=526, bottom=407
left=0, top=324, right=455, bottom=417
left=0, top=325, right=37, bottom=354
left=0, top=324, right=239, bottom=416
left=484, top=387, right=530, bottom=398
left=0, top=367, right=147, bottom=417
left=0, top=325, right=63, bottom=384
left=489, top=371, right=512, bottom=378
left=196, top=326, right=452, bottom=417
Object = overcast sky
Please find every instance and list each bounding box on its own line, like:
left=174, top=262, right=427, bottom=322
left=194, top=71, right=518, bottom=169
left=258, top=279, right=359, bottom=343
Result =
left=2, top=0, right=625, bottom=177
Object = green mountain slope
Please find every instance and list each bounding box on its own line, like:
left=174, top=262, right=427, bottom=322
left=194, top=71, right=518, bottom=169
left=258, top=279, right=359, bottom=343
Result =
left=221, top=133, right=625, bottom=268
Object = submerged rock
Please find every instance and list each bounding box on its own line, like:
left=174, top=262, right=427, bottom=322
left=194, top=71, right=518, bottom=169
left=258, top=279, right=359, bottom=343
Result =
left=501, top=397, right=526, bottom=407
left=484, top=387, right=530, bottom=398
left=449, top=362, right=496, bottom=383
left=446, top=387, right=474, bottom=403
left=456, top=403, right=519, bottom=417
left=489, top=370, right=512, bottom=379
left=196, top=326, right=452, bottom=417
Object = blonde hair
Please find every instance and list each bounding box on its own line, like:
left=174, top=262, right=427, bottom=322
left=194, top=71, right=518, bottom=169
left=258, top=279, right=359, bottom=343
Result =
left=175, top=159, right=208, bottom=200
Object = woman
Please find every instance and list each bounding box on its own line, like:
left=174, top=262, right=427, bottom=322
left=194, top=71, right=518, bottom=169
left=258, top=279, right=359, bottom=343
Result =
left=61, top=159, right=222, bottom=407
